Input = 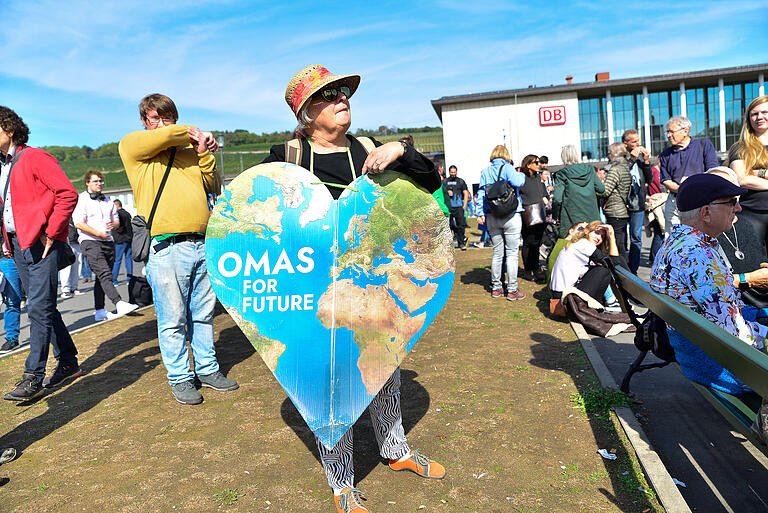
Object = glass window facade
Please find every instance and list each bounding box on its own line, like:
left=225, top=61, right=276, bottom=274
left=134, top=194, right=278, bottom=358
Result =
left=685, top=87, right=708, bottom=138
left=612, top=94, right=639, bottom=142
left=579, top=97, right=608, bottom=161
left=575, top=76, right=764, bottom=161
left=724, top=83, right=743, bottom=149
left=745, top=82, right=761, bottom=104
left=647, top=91, right=672, bottom=155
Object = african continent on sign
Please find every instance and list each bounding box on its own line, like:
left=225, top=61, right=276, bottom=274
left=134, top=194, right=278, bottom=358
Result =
left=205, top=162, right=454, bottom=448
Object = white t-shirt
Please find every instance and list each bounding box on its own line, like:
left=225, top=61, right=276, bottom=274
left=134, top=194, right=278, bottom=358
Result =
left=549, top=238, right=597, bottom=293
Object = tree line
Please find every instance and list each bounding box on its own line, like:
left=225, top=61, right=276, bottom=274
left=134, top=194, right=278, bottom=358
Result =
left=42, top=126, right=442, bottom=161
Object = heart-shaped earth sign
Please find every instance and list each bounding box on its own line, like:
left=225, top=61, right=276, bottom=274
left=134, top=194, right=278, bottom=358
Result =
left=205, top=162, right=455, bottom=449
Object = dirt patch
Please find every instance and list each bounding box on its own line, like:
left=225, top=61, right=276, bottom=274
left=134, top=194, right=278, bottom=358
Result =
left=0, top=247, right=662, bottom=512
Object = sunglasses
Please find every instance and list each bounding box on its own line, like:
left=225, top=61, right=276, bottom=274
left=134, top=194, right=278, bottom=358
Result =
left=710, top=198, right=739, bottom=207
left=315, top=85, right=352, bottom=103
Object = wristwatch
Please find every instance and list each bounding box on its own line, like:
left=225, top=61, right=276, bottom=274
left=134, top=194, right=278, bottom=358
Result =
left=738, top=273, right=750, bottom=290
left=758, top=169, right=767, bottom=179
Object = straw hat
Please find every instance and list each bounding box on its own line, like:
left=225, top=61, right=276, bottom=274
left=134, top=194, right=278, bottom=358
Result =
left=285, top=64, right=360, bottom=117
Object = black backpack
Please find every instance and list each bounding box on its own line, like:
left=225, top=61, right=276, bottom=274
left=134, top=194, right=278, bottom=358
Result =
left=633, top=312, right=676, bottom=362
left=485, top=164, right=518, bottom=217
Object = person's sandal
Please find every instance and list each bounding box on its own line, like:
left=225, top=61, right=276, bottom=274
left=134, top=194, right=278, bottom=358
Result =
left=388, top=449, right=446, bottom=479
left=334, top=487, right=369, bottom=513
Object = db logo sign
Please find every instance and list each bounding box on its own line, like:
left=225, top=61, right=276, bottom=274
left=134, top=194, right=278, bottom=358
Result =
left=539, top=106, right=566, bottom=126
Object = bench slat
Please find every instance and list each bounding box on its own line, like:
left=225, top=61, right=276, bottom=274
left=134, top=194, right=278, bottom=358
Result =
left=689, top=382, right=767, bottom=456
left=614, top=266, right=768, bottom=399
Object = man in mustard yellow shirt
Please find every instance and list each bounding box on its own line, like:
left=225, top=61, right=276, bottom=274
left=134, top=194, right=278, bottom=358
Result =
left=119, top=94, right=237, bottom=405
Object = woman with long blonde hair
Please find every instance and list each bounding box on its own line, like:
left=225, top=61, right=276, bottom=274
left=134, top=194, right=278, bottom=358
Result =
left=729, top=95, right=768, bottom=247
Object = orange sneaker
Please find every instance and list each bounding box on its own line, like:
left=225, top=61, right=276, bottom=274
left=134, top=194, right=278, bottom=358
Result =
left=388, top=449, right=446, bottom=479
left=334, top=487, right=369, bottom=513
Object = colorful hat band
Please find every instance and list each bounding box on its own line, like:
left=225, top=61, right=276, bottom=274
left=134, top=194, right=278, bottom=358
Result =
left=290, top=67, right=335, bottom=114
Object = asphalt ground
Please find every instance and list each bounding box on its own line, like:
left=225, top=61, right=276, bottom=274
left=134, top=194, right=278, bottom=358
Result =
left=0, top=262, right=143, bottom=357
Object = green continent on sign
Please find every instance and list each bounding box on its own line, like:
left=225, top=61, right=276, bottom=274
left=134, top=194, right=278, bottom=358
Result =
left=316, top=281, right=426, bottom=395
left=226, top=308, right=286, bottom=373
left=317, top=173, right=455, bottom=395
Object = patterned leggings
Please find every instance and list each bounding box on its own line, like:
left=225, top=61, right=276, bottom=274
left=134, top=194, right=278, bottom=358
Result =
left=316, top=367, right=411, bottom=490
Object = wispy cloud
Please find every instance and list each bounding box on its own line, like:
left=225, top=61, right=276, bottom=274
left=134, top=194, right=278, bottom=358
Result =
left=2, top=0, right=767, bottom=147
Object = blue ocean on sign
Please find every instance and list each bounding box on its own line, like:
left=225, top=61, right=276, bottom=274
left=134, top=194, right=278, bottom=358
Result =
left=206, top=162, right=455, bottom=448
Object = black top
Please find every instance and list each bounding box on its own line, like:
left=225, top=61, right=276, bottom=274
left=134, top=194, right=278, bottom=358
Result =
left=441, top=175, right=468, bottom=208
left=729, top=144, right=768, bottom=211
left=718, top=217, right=768, bottom=308
left=263, top=135, right=440, bottom=200
left=112, top=208, right=133, bottom=244
left=519, top=174, right=547, bottom=206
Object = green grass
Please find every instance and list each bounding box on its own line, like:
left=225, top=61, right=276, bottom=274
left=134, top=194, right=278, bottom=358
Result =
left=376, top=132, right=443, bottom=153
left=570, top=386, right=632, bottom=420
left=212, top=488, right=240, bottom=506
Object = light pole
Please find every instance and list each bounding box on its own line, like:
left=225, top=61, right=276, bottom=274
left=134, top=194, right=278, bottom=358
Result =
left=217, top=135, right=225, bottom=177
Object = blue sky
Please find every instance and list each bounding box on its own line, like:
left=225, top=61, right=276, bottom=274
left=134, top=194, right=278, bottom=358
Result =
left=2, top=0, right=767, bottom=148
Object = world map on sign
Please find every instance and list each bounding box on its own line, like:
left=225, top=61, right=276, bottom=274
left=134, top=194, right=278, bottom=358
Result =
left=205, top=162, right=455, bottom=448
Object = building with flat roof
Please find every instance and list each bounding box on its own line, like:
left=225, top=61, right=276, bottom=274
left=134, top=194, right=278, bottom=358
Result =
left=431, top=63, right=767, bottom=186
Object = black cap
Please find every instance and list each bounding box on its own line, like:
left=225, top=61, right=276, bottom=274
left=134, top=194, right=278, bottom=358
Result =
left=676, top=174, right=747, bottom=211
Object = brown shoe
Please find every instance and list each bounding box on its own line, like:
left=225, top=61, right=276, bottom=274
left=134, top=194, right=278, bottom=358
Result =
left=334, top=487, right=369, bottom=513
left=389, top=449, right=446, bottom=479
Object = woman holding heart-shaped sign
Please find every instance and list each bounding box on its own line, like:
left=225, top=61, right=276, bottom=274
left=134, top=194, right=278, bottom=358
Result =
left=262, top=64, right=445, bottom=513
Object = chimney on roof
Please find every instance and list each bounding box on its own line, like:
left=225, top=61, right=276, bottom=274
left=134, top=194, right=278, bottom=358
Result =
left=595, top=72, right=610, bottom=82
left=565, top=75, right=573, bottom=85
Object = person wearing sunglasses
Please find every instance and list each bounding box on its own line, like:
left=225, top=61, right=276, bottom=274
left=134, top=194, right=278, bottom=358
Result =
left=650, top=172, right=768, bottom=401
left=263, top=64, right=444, bottom=513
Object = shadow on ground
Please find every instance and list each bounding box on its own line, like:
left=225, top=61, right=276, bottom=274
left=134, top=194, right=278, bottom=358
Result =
left=280, top=368, right=430, bottom=484
left=0, top=319, right=161, bottom=455
left=528, top=331, right=658, bottom=513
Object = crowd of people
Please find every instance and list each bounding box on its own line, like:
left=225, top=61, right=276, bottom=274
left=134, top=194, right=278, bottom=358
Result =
left=0, top=64, right=450, bottom=513
left=0, top=73, right=767, bottom=509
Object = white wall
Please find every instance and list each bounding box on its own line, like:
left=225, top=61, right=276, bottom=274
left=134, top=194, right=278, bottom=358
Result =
left=441, top=91, right=581, bottom=187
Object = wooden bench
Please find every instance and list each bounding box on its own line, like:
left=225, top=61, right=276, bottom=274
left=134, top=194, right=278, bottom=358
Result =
left=607, top=263, right=768, bottom=456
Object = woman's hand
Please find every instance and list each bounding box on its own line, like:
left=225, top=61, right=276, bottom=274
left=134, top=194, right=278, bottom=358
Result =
left=362, top=142, right=405, bottom=175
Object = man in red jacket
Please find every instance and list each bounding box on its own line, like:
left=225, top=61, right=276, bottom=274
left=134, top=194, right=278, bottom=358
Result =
left=0, top=106, right=80, bottom=401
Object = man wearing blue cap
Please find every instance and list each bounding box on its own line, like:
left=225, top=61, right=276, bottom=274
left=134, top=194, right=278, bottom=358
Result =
left=650, top=172, right=768, bottom=393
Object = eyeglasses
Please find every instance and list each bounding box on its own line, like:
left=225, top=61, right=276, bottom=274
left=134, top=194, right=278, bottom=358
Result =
left=146, top=115, right=175, bottom=125
left=532, top=160, right=540, bottom=164
left=665, top=127, right=685, bottom=135
left=314, top=85, right=352, bottom=103
left=710, top=198, right=739, bottom=207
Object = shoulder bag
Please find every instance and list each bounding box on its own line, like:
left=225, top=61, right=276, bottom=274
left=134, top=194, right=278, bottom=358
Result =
left=131, top=147, right=176, bottom=262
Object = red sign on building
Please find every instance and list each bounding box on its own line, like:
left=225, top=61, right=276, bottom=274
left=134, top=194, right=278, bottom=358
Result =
left=539, top=105, right=566, bottom=126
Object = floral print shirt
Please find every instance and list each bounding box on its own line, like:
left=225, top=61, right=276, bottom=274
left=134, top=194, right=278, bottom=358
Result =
left=650, top=224, right=766, bottom=350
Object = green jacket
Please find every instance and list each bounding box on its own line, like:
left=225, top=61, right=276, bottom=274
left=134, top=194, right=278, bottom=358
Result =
left=552, top=163, right=605, bottom=238
left=598, top=158, right=630, bottom=219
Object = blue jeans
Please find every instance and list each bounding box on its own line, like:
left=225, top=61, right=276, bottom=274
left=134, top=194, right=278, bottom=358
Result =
left=488, top=212, right=522, bottom=292
left=146, top=238, right=218, bottom=385
left=0, top=257, right=22, bottom=342
left=112, top=242, right=133, bottom=284
left=628, top=211, right=644, bottom=273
